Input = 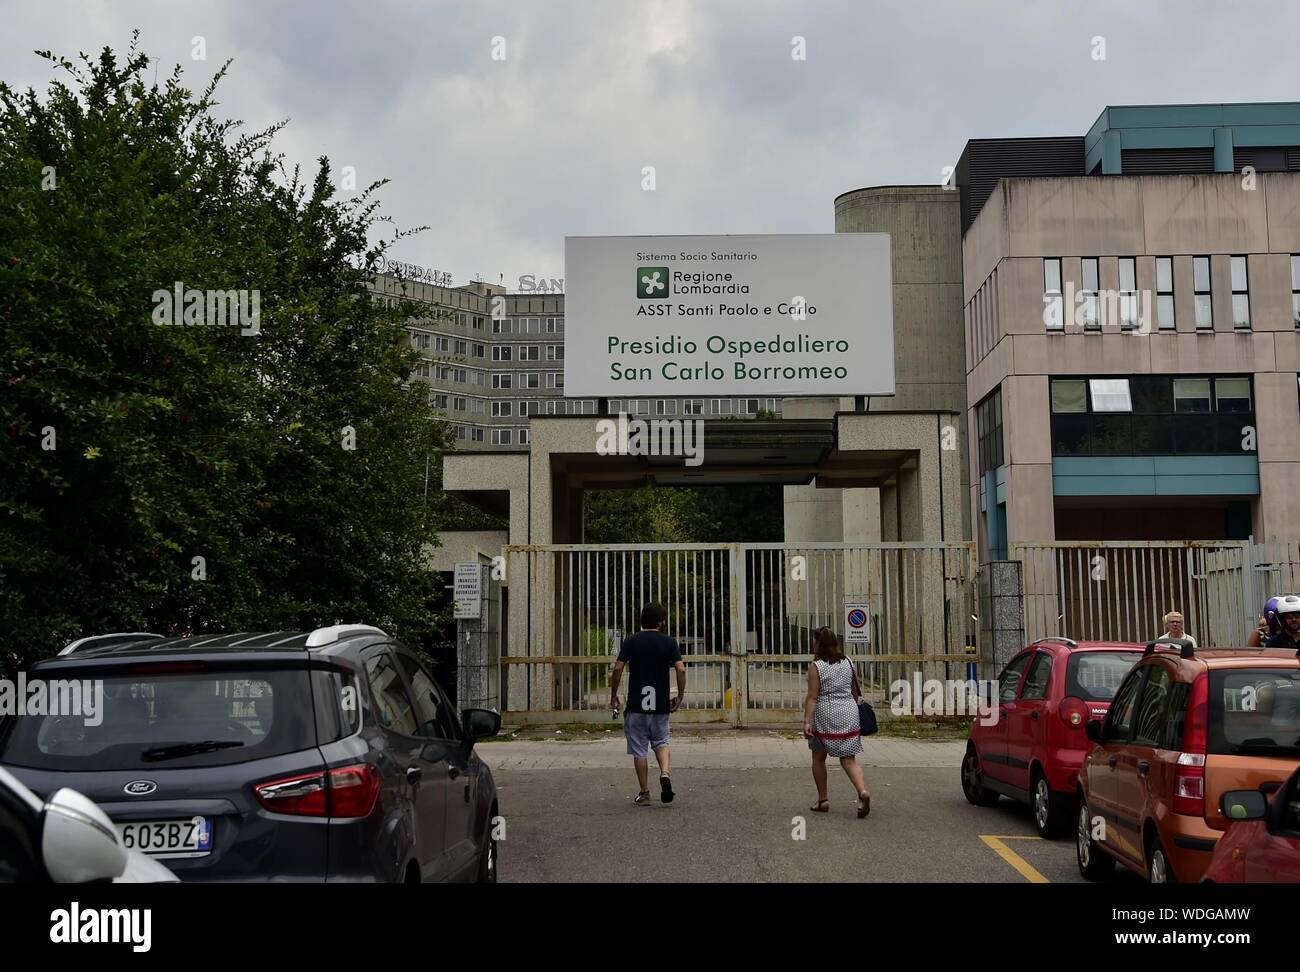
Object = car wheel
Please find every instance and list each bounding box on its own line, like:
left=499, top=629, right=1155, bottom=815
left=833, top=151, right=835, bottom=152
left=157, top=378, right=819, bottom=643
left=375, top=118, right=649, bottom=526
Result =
left=1148, top=836, right=1175, bottom=884
left=961, top=747, right=1000, bottom=807
left=1076, top=799, right=1115, bottom=881
left=476, top=825, right=497, bottom=884
left=1032, top=773, right=1067, bottom=839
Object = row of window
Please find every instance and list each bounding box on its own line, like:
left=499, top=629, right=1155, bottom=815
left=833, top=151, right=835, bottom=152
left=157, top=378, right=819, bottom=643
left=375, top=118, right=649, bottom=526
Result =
left=608, top=398, right=783, bottom=417
left=492, top=317, right=565, bottom=334
left=1049, top=375, right=1255, bottom=457
left=454, top=425, right=531, bottom=445
left=431, top=395, right=599, bottom=417
left=412, top=365, right=565, bottom=390
left=1043, top=255, right=1300, bottom=331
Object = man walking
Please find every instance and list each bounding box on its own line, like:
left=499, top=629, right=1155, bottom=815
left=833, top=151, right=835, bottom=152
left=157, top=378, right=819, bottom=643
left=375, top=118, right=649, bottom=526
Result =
left=610, top=602, right=686, bottom=806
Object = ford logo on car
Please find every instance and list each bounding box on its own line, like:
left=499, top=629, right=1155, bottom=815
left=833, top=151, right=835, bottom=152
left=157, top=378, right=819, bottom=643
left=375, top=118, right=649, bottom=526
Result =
left=124, top=780, right=158, bottom=796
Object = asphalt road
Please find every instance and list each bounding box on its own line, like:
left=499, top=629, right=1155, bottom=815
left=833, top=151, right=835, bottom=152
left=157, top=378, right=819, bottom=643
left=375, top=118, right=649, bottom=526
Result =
left=493, top=764, right=1142, bottom=883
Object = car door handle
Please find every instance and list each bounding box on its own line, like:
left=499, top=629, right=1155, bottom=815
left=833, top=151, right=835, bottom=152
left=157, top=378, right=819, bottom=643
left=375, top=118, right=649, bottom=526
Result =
left=406, top=765, right=422, bottom=784
left=447, top=764, right=461, bottom=780
left=1137, top=760, right=1150, bottom=775
left=1030, top=711, right=1040, bottom=721
left=1107, top=756, right=1119, bottom=768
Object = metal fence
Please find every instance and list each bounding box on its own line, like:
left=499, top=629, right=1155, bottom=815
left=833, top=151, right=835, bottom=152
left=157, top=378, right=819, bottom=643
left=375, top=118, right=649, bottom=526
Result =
left=1010, top=539, right=1300, bottom=648
left=500, top=542, right=980, bottom=725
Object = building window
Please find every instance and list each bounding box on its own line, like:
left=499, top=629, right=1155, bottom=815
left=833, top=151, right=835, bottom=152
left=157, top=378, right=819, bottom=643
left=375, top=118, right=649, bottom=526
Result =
left=492, top=401, right=513, bottom=417
left=492, top=374, right=512, bottom=389
left=518, top=345, right=540, bottom=361
left=683, top=400, right=704, bottom=415
left=518, top=429, right=530, bottom=445
left=1230, top=256, right=1250, bottom=328
left=433, top=393, right=448, bottom=409
left=492, top=318, right=512, bottom=334
left=546, top=317, right=565, bottom=333
left=976, top=387, right=1004, bottom=475
left=1173, top=378, right=1211, bottom=413
left=1156, top=257, right=1175, bottom=329
left=546, top=345, right=564, bottom=361
left=455, top=425, right=467, bottom=441
left=1292, top=256, right=1300, bottom=328
left=471, top=427, right=485, bottom=442
left=1043, top=258, right=1063, bottom=331
left=453, top=397, right=466, bottom=412
left=547, top=373, right=563, bottom=389
left=492, top=346, right=513, bottom=362
left=454, top=339, right=467, bottom=355
left=1118, top=258, right=1137, bottom=330
left=544, top=400, right=566, bottom=416
left=473, top=343, right=485, bottom=358
left=1081, top=258, right=1100, bottom=330
left=1213, top=378, right=1251, bottom=413
left=520, top=373, right=540, bottom=389
left=713, top=399, right=732, bottom=416
left=471, top=399, right=485, bottom=415
left=1089, top=378, right=1132, bottom=412
left=655, top=399, right=677, bottom=416
left=631, top=400, right=650, bottom=416
left=435, top=336, right=450, bottom=353
left=1193, top=257, right=1213, bottom=328
left=492, top=429, right=513, bottom=446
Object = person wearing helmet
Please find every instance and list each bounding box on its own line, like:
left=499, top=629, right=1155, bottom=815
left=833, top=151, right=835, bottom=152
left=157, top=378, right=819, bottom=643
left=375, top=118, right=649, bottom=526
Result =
left=1247, top=594, right=1285, bottom=647
left=1264, top=595, right=1300, bottom=650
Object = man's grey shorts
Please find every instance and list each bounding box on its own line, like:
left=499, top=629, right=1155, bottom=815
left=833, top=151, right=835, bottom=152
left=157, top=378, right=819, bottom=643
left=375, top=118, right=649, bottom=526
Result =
left=624, top=713, right=670, bottom=757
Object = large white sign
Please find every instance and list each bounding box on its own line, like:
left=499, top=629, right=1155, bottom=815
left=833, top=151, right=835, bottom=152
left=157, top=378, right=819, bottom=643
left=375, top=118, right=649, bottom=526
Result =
left=563, top=234, right=893, bottom=397
left=454, top=562, right=481, bottom=620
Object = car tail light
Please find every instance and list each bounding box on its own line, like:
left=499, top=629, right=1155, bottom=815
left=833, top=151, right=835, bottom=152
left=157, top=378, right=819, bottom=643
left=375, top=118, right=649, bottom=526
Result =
left=1173, top=673, right=1208, bottom=816
left=1059, top=697, right=1089, bottom=729
left=255, top=764, right=379, bottom=818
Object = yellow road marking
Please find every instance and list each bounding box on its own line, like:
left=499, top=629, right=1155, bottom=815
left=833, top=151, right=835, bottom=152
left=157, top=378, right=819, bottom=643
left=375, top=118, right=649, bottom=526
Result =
left=979, top=835, right=1050, bottom=884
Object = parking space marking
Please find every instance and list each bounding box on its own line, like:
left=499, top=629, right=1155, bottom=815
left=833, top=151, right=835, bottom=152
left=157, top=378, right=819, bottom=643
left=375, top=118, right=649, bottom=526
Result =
left=979, top=835, right=1050, bottom=884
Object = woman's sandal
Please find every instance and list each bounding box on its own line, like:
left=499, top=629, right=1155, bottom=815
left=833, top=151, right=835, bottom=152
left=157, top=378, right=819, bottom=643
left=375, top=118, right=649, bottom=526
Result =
left=856, top=793, right=871, bottom=818
left=809, top=799, right=830, bottom=813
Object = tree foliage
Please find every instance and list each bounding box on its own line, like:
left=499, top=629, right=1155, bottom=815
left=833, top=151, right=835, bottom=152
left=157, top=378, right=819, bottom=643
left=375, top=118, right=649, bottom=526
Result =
left=0, top=36, right=454, bottom=670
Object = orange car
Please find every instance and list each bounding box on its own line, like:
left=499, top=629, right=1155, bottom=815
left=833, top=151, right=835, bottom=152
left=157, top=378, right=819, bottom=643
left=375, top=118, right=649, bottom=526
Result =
left=1075, top=642, right=1300, bottom=883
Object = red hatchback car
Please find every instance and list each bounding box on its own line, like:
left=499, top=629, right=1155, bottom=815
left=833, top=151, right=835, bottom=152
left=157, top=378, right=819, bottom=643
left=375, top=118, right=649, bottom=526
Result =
left=962, top=637, right=1144, bottom=837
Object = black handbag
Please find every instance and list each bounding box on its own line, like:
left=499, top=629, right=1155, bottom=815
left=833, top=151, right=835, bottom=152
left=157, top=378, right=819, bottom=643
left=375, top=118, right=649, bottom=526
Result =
left=851, top=668, right=878, bottom=736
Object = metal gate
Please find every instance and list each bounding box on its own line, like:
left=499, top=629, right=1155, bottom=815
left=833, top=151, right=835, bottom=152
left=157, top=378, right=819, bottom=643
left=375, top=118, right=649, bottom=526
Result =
left=500, top=542, right=980, bottom=726
left=1010, top=540, right=1278, bottom=648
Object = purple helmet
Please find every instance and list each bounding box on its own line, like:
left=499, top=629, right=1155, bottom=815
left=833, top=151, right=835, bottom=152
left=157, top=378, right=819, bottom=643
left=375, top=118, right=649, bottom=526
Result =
left=1264, top=595, right=1285, bottom=633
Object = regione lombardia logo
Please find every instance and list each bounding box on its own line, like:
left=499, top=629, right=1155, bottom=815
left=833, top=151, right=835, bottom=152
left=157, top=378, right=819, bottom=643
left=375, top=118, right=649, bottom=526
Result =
left=637, top=266, right=669, bottom=298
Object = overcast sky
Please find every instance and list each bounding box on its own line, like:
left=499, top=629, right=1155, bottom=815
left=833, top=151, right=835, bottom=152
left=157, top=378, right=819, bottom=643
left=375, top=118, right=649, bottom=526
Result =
left=3, top=1, right=1296, bottom=288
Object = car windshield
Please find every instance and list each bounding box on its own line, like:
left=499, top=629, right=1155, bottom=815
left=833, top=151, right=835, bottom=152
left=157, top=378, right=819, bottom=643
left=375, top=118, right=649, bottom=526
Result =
left=1066, top=652, right=1143, bottom=701
left=0, top=669, right=317, bottom=771
left=1210, top=668, right=1300, bottom=757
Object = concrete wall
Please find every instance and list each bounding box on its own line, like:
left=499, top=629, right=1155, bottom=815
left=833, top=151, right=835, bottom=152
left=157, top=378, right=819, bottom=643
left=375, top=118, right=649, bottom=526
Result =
left=964, top=172, right=1300, bottom=545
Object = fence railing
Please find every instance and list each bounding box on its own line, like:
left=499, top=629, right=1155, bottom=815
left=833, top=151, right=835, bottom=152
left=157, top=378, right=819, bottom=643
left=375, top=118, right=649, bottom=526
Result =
left=1009, top=540, right=1279, bottom=648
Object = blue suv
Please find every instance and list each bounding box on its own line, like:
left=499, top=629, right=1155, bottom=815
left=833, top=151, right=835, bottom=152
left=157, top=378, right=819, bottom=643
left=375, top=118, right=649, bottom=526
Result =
left=0, top=626, right=500, bottom=882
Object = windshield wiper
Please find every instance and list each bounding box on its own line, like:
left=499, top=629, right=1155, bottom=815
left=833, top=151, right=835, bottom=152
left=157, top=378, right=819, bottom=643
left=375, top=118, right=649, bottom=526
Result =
left=141, top=740, right=244, bottom=762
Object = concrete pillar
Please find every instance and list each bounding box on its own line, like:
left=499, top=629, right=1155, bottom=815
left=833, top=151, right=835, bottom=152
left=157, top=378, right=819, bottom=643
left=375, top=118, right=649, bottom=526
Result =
left=879, top=483, right=900, bottom=541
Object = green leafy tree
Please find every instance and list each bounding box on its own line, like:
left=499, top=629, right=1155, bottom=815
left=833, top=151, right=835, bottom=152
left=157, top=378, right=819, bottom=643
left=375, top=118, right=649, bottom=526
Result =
left=0, top=36, right=453, bottom=671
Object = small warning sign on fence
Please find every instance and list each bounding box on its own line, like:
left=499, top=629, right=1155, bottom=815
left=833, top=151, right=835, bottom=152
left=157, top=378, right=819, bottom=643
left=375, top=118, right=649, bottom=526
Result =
left=844, top=602, right=870, bottom=645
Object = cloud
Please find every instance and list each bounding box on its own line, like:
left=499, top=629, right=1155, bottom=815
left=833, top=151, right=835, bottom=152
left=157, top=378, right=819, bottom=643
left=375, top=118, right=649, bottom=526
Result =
left=2, top=0, right=1297, bottom=288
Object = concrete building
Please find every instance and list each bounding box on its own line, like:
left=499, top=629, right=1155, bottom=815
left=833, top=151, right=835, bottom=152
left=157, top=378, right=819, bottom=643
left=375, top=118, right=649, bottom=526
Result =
left=368, top=275, right=779, bottom=454
left=958, top=103, right=1300, bottom=557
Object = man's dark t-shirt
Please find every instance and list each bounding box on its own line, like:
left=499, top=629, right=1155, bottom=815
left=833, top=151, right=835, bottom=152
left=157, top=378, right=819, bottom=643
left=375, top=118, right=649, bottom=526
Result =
left=1264, top=630, right=1300, bottom=650
left=617, top=630, right=682, bottom=715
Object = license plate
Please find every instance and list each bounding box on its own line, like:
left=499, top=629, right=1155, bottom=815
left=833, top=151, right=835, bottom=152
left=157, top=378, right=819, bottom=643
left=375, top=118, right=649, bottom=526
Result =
left=116, top=817, right=212, bottom=858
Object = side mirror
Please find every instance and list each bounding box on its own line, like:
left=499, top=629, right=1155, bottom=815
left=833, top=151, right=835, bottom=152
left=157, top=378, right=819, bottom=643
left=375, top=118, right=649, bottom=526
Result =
left=42, top=788, right=127, bottom=883
left=461, top=707, right=502, bottom=748
left=1220, top=789, right=1268, bottom=821
left=1084, top=719, right=1103, bottom=744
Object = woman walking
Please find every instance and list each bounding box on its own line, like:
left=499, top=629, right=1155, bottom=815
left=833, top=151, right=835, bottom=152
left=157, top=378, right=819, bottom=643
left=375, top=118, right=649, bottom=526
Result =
left=803, top=626, right=871, bottom=817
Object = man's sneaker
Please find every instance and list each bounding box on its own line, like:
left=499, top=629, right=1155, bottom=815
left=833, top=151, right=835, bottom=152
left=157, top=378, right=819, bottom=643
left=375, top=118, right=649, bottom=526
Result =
left=633, top=791, right=652, bottom=806
left=660, top=775, right=674, bottom=804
